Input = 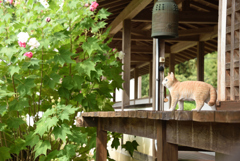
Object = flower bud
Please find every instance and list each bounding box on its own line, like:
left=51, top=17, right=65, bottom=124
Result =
left=46, top=17, right=51, bottom=22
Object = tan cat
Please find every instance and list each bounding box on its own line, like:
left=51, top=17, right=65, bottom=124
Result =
left=162, top=72, right=217, bottom=112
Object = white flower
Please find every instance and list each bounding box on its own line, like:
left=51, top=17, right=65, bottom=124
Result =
left=118, top=51, right=125, bottom=60
left=53, top=48, right=59, bottom=52
left=27, top=38, right=40, bottom=50
left=17, top=32, right=29, bottom=43
left=39, top=0, right=49, bottom=8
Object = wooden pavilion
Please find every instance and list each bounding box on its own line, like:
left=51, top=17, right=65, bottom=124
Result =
left=76, top=0, right=240, bottom=160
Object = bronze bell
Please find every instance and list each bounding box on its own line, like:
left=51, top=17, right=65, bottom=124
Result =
left=151, top=0, right=179, bottom=39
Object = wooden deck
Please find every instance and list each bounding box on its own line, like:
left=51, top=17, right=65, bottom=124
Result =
left=77, top=110, right=240, bottom=161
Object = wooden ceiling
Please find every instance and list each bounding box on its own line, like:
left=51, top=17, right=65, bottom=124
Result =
left=97, top=0, right=219, bottom=77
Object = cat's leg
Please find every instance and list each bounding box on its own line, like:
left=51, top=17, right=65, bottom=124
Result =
left=169, top=98, right=178, bottom=111
left=177, top=101, right=184, bottom=111
left=192, top=100, right=204, bottom=112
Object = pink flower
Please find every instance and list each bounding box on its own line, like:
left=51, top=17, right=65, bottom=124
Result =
left=84, top=3, right=89, bottom=7
left=45, top=17, right=51, bottom=22
left=8, top=0, right=13, bottom=4
left=113, top=48, right=117, bottom=52
left=90, top=1, right=99, bottom=11
left=24, top=52, right=33, bottom=58
left=18, top=41, right=26, bottom=48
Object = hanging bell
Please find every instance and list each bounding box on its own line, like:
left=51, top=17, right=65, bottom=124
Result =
left=151, top=0, right=179, bottom=39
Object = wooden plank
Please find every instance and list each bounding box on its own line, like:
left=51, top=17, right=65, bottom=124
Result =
left=96, top=118, right=107, bottom=161
left=136, top=110, right=148, bottom=118
left=175, top=111, right=193, bottom=120
left=230, top=0, right=236, bottom=100
left=217, top=0, right=227, bottom=101
left=134, top=68, right=138, bottom=100
left=192, top=111, right=215, bottom=122
left=216, top=101, right=240, bottom=110
left=160, top=111, right=175, bottom=120
left=197, top=41, right=204, bottom=81
left=167, top=121, right=240, bottom=154
left=215, top=111, right=240, bottom=123
left=178, top=26, right=216, bottom=36
left=107, top=0, right=152, bottom=35
left=121, top=19, right=131, bottom=110
left=157, top=120, right=178, bottom=161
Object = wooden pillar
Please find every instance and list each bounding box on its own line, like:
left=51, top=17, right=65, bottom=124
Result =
left=157, top=121, right=178, bottom=161
left=134, top=68, right=138, bottom=100
left=169, top=54, right=175, bottom=74
left=197, top=41, right=204, bottom=81
left=96, top=118, right=107, bottom=161
left=168, top=54, right=175, bottom=108
left=121, top=19, right=131, bottom=110
left=159, top=40, right=165, bottom=111
left=138, top=76, right=142, bottom=98
left=149, top=62, right=153, bottom=102
left=217, top=0, right=227, bottom=101
left=152, top=39, right=157, bottom=111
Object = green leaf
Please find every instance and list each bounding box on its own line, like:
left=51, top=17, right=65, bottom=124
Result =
left=24, top=132, right=40, bottom=148
left=0, top=46, right=18, bottom=60
left=111, top=138, right=120, bottom=150
left=82, top=37, right=101, bottom=56
left=68, top=127, right=87, bottom=144
left=62, top=76, right=74, bottom=90
left=62, top=144, right=77, bottom=159
left=45, top=150, right=60, bottom=161
left=54, top=48, right=74, bottom=66
left=57, top=105, right=78, bottom=121
left=9, top=66, right=20, bottom=77
left=76, top=59, right=96, bottom=77
left=0, top=103, right=7, bottom=116
left=52, top=124, right=72, bottom=143
left=34, top=140, right=51, bottom=159
left=58, top=87, right=70, bottom=99
left=0, top=147, right=11, bottom=161
left=17, top=78, right=36, bottom=96
left=73, top=93, right=83, bottom=103
left=2, top=13, right=12, bottom=22
left=0, top=123, right=7, bottom=131
left=122, top=140, right=139, bottom=157
left=9, top=98, right=29, bottom=112
left=92, top=21, right=107, bottom=33
left=35, top=116, right=58, bottom=136
left=6, top=117, right=26, bottom=130
left=10, top=138, right=26, bottom=155
left=97, top=8, right=111, bottom=20
left=80, top=17, right=95, bottom=30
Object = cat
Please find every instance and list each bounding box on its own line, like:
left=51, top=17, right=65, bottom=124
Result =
left=162, top=72, right=217, bottom=112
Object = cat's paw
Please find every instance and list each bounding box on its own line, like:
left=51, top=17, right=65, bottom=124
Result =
left=191, top=108, right=197, bottom=111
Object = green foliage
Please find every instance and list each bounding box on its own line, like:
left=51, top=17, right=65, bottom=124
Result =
left=0, top=1, right=123, bottom=160
left=122, top=140, right=139, bottom=157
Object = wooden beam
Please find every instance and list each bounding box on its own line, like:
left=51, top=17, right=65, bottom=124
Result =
left=179, top=26, right=217, bottom=36
left=96, top=118, right=107, bottom=161
left=132, top=11, right=218, bottom=24
left=122, top=19, right=131, bottom=109
left=217, top=0, right=227, bottom=101
left=171, top=41, right=198, bottom=53
left=197, top=42, right=204, bottom=81
left=157, top=121, right=178, bottom=161
left=107, top=0, right=152, bottom=35
left=131, top=54, right=152, bottom=62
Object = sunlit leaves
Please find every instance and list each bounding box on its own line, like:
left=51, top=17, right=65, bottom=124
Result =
left=34, top=140, right=51, bottom=159
left=82, top=37, right=101, bottom=56
left=76, top=59, right=96, bottom=77
left=52, top=124, right=72, bottom=143
left=97, top=8, right=111, bottom=20
left=54, top=48, right=75, bottom=66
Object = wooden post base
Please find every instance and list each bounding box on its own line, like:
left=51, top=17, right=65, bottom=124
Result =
left=96, top=118, right=107, bottom=161
left=157, top=120, right=178, bottom=161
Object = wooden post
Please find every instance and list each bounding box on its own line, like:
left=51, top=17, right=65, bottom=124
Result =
left=197, top=41, right=204, bottom=81
left=157, top=120, right=178, bottom=161
left=121, top=19, right=131, bottom=110
left=149, top=62, right=153, bottom=103
left=169, top=54, right=175, bottom=108
left=217, top=0, right=227, bottom=101
left=152, top=39, right=157, bottom=111
left=96, top=118, right=107, bottom=161
left=138, top=76, right=142, bottom=98
left=134, top=68, right=138, bottom=100
left=159, top=40, right=165, bottom=111
left=230, top=0, right=235, bottom=100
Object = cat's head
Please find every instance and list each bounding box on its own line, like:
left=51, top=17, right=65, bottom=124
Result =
left=162, top=72, right=176, bottom=88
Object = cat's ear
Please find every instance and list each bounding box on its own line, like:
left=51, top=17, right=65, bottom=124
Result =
left=171, top=72, right=174, bottom=79
left=168, top=73, right=170, bottom=76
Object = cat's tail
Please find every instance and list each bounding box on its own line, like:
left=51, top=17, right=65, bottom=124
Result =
left=208, top=86, right=217, bottom=106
